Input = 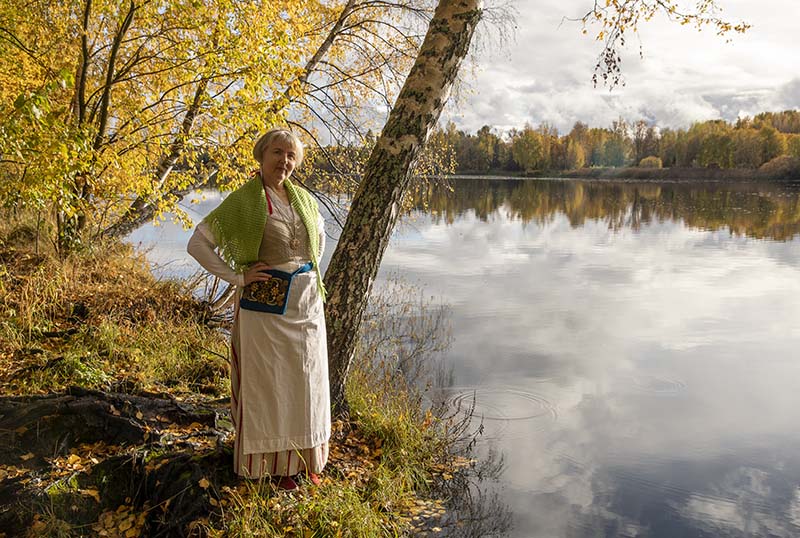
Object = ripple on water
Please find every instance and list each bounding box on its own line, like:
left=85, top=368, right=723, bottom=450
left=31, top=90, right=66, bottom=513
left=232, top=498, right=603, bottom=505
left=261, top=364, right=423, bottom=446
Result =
left=440, top=387, right=558, bottom=439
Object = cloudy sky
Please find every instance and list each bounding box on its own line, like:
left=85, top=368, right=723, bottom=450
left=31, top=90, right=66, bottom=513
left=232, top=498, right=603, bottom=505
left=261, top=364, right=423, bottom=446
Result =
left=443, top=0, right=800, bottom=135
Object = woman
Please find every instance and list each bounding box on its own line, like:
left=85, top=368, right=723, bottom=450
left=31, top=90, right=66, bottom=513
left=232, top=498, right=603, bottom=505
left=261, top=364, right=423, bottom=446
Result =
left=187, top=128, right=329, bottom=490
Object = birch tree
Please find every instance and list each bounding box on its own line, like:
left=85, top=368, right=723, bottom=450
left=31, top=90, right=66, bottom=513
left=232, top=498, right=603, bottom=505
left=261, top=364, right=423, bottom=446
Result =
left=0, top=0, right=433, bottom=250
left=324, top=0, right=482, bottom=411
left=1, top=0, right=321, bottom=251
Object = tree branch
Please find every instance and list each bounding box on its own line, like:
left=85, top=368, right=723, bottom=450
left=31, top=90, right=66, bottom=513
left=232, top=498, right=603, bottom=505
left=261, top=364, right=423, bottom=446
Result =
left=93, top=0, right=136, bottom=151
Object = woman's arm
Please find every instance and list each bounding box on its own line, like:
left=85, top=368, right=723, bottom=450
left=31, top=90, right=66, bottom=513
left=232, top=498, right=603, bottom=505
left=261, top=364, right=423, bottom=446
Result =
left=186, top=222, right=245, bottom=287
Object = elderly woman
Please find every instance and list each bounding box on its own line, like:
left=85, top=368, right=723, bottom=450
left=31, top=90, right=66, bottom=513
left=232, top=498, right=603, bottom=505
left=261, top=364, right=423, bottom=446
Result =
left=187, top=128, right=329, bottom=490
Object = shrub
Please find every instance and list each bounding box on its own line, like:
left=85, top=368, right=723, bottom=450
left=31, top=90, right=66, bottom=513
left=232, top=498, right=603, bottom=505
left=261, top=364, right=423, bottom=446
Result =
left=758, top=155, right=800, bottom=179
left=639, top=156, right=663, bottom=168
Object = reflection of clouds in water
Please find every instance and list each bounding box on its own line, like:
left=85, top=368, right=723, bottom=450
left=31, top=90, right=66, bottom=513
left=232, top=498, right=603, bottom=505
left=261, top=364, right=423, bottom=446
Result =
left=384, top=202, right=800, bottom=537
left=790, top=488, right=800, bottom=528
left=504, top=445, right=800, bottom=537
left=383, top=207, right=800, bottom=383
left=678, top=466, right=800, bottom=537
left=389, top=210, right=533, bottom=276
left=685, top=494, right=745, bottom=529
left=490, top=373, right=800, bottom=536
left=127, top=224, right=196, bottom=280
left=125, top=194, right=226, bottom=279
left=762, top=239, right=800, bottom=268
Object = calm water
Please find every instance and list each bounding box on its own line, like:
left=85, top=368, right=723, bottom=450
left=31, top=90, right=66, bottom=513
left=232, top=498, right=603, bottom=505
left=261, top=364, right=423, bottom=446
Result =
left=130, top=178, right=800, bottom=537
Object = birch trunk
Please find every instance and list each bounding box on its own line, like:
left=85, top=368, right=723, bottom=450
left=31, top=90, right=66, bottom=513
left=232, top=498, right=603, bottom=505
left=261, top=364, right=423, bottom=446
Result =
left=324, top=0, right=482, bottom=413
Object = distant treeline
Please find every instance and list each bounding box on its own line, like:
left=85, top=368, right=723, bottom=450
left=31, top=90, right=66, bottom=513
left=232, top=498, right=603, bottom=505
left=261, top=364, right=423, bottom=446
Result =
left=434, top=110, right=800, bottom=175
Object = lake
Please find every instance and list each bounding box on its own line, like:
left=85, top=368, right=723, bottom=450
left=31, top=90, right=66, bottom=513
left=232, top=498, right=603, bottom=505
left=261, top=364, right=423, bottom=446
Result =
left=129, top=177, right=800, bottom=537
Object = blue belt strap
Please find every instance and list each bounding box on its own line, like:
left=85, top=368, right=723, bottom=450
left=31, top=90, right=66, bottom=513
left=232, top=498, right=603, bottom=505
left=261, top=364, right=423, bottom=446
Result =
left=263, top=261, right=313, bottom=280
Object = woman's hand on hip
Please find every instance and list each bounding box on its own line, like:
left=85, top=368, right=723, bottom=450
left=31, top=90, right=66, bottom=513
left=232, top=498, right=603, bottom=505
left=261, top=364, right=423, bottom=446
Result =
left=243, top=262, right=273, bottom=285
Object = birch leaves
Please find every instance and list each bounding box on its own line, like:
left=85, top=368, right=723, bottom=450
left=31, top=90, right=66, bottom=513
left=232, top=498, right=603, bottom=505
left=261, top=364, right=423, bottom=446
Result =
left=579, top=0, right=749, bottom=87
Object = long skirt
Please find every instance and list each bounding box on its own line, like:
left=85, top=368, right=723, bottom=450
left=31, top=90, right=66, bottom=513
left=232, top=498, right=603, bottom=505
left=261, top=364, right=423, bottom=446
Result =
left=229, top=272, right=330, bottom=478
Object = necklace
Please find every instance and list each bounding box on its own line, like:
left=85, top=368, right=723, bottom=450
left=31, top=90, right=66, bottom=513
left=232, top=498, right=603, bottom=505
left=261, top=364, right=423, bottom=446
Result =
left=266, top=184, right=301, bottom=254
left=289, top=206, right=300, bottom=252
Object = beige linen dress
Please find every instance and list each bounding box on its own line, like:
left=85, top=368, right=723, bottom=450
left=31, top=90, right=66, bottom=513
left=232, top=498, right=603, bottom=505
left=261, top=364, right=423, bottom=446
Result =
left=187, top=186, right=330, bottom=478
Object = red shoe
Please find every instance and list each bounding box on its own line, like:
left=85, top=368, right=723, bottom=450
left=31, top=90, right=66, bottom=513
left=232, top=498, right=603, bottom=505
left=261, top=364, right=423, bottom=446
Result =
left=276, top=476, right=298, bottom=490
left=308, top=473, right=321, bottom=486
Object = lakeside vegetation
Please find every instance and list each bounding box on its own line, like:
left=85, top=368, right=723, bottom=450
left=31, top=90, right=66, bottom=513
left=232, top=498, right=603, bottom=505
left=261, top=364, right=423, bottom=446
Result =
left=404, top=110, right=800, bottom=178
left=0, top=215, right=466, bottom=537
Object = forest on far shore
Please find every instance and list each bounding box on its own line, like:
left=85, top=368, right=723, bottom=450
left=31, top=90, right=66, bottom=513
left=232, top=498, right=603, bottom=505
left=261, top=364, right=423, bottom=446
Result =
left=416, top=110, right=800, bottom=176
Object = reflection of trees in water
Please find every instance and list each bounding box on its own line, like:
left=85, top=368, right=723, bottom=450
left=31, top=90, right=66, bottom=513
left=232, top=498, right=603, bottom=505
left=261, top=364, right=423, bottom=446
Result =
left=419, top=179, right=800, bottom=241
left=430, top=445, right=512, bottom=538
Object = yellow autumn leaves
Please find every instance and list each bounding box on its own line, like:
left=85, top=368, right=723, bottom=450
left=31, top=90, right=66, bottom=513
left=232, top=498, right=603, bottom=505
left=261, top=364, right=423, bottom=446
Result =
left=92, top=504, right=148, bottom=538
left=578, top=0, right=749, bottom=86
left=0, top=0, right=427, bottom=249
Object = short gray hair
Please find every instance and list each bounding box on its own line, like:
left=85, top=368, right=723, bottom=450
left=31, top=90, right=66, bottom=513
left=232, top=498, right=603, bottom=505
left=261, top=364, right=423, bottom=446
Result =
left=252, top=128, right=304, bottom=167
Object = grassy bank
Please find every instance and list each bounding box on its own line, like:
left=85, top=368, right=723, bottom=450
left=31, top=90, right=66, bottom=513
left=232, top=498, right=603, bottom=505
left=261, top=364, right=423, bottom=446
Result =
left=0, top=217, right=464, bottom=537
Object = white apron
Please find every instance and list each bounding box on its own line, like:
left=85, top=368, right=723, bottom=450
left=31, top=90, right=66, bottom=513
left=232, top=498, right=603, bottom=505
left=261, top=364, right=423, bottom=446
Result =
left=232, top=266, right=330, bottom=455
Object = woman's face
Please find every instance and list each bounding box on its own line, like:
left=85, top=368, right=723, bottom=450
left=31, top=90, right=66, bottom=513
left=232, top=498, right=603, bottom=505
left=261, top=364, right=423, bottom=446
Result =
left=260, top=139, right=298, bottom=184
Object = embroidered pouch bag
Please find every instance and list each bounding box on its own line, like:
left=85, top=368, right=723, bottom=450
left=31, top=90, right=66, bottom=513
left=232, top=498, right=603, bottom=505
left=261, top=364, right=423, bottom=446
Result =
left=240, top=262, right=313, bottom=314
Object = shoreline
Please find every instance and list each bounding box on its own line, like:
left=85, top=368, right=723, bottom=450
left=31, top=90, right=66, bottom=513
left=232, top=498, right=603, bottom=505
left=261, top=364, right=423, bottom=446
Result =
left=444, top=165, right=800, bottom=183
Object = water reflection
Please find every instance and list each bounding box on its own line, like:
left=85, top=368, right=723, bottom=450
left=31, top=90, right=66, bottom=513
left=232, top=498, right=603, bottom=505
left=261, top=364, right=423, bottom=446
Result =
left=434, top=448, right=512, bottom=538
left=417, top=178, right=800, bottom=241
left=381, top=179, right=800, bottom=537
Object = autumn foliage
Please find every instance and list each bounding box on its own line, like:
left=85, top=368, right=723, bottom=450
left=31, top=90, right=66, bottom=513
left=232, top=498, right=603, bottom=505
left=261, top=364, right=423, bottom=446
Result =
left=0, top=0, right=430, bottom=251
left=439, top=111, right=800, bottom=174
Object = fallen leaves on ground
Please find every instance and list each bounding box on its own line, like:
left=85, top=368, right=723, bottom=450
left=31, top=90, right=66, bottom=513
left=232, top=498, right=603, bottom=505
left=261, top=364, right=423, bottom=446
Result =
left=329, top=427, right=382, bottom=486
left=47, top=441, right=119, bottom=478
left=0, top=463, right=29, bottom=481
left=92, top=504, right=149, bottom=538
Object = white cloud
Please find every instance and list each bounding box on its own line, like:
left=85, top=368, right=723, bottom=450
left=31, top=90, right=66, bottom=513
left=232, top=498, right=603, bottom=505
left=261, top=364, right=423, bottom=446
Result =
left=446, top=1, right=800, bottom=134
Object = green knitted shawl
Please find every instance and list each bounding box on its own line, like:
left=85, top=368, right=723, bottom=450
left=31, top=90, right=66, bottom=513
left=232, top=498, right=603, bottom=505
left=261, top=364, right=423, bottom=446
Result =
left=202, top=175, right=326, bottom=301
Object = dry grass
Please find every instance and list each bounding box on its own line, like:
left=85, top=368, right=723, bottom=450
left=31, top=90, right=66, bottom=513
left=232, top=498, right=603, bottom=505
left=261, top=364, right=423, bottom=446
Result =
left=0, top=217, right=228, bottom=396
